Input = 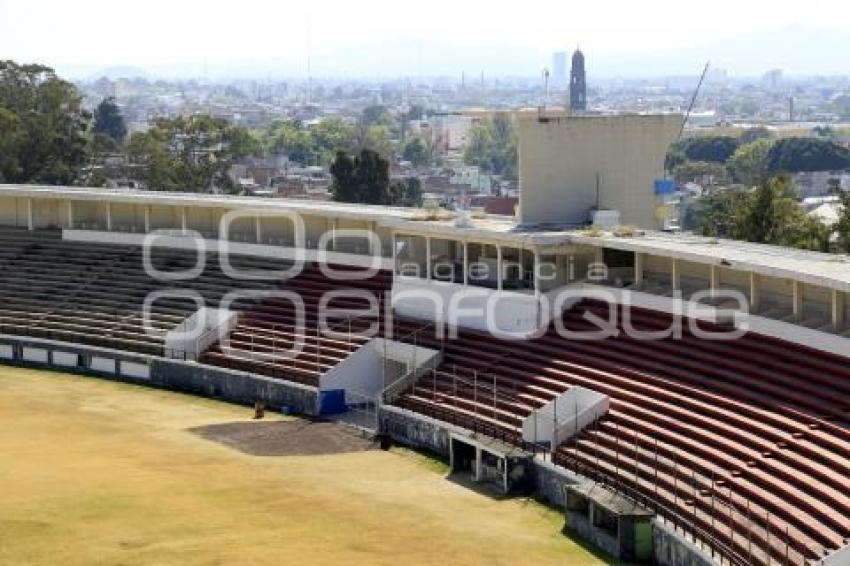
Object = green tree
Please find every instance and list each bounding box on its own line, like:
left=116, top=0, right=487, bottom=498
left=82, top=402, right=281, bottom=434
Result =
left=679, top=136, right=740, bottom=163
left=401, top=137, right=429, bottom=167
left=730, top=174, right=829, bottom=250
left=93, top=96, right=127, bottom=143
left=767, top=137, right=850, bottom=173
left=0, top=60, right=90, bottom=184
left=362, top=124, right=395, bottom=158
left=312, top=116, right=355, bottom=162
left=0, top=106, right=23, bottom=182
left=329, top=149, right=390, bottom=204
left=127, top=115, right=259, bottom=193
left=682, top=189, right=747, bottom=237
left=463, top=113, right=517, bottom=179
left=833, top=190, right=850, bottom=253
left=727, top=139, right=773, bottom=186
left=264, top=119, right=315, bottom=165
left=388, top=177, right=423, bottom=207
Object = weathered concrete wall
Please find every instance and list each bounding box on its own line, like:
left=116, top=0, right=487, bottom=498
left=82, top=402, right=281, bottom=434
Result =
left=531, top=459, right=583, bottom=509
left=518, top=113, right=681, bottom=229
left=567, top=510, right=621, bottom=559
left=0, top=334, right=152, bottom=380
left=652, top=520, right=716, bottom=566
left=378, top=405, right=455, bottom=458
left=0, top=334, right=319, bottom=416
left=150, top=359, right=318, bottom=415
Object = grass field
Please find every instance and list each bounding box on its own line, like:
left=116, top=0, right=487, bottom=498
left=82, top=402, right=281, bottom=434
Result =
left=0, top=367, right=608, bottom=565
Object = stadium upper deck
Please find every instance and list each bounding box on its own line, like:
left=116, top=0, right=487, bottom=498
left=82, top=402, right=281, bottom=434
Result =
left=1, top=184, right=848, bottom=346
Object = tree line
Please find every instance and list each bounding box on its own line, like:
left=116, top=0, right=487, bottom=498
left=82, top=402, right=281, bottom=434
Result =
left=667, top=130, right=850, bottom=187
left=684, top=174, right=850, bottom=253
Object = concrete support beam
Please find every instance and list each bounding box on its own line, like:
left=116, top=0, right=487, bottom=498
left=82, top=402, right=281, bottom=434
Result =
left=792, top=280, right=802, bottom=320
left=67, top=200, right=74, bottom=229
left=594, top=246, right=604, bottom=265
left=255, top=216, right=262, bottom=244
left=709, top=265, right=719, bottom=291
left=26, top=198, right=33, bottom=231
left=367, top=221, right=376, bottom=255
left=750, top=272, right=760, bottom=312
left=474, top=446, right=482, bottom=482
left=425, top=237, right=432, bottom=280
left=496, top=245, right=503, bottom=291
left=144, top=206, right=151, bottom=233
left=218, top=212, right=227, bottom=240
left=832, top=289, right=845, bottom=330
left=634, top=252, right=644, bottom=287
left=105, top=202, right=112, bottom=231
left=462, top=241, right=469, bottom=286
left=180, top=207, right=188, bottom=236
left=670, top=258, right=680, bottom=292
left=534, top=252, right=541, bottom=296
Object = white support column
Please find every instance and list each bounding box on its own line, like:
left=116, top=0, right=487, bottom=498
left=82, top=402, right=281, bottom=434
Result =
left=181, top=207, right=188, bottom=236
left=496, top=245, right=503, bottom=291
left=367, top=221, right=376, bottom=256
left=26, top=198, right=33, bottom=231
left=255, top=215, right=262, bottom=244
left=750, top=272, right=760, bottom=312
left=792, top=280, right=802, bottom=320
left=144, top=205, right=151, bottom=233
left=105, top=202, right=112, bottom=231
left=533, top=251, right=541, bottom=296
left=67, top=200, right=74, bottom=229
left=474, top=446, right=482, bottom=482
left=330, top=218, right=337, bottom=251
left=218, top=210, right=227, bottom=240
left=634, top=252, right=644, bottom=287
left=462, top=241, right=469, bottom=286
left=425, top=237, right=432, bottom=280
left=392, top=232, right=398, bottom=276
left=671, top=258, right=680, bottom=292
left=594, top=246, right=604, bottom=265
left=832, top=289, right=845, bottom=330
left=709, top=265, right=719, bottom=291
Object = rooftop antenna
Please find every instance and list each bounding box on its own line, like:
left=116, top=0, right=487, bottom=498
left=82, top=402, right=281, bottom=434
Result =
left=677, top=61, right=710, bottom=142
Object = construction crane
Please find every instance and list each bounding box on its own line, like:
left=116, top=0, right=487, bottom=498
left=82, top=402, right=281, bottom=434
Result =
left=677, top=61, right=711, bottom=142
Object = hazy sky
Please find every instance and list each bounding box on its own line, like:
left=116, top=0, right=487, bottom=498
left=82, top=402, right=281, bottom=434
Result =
left=2, top=0, right=849, bottom=77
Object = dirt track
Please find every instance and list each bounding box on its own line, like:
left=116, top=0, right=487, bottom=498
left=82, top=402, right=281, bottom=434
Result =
left=191, top=419, right=378, bottom=456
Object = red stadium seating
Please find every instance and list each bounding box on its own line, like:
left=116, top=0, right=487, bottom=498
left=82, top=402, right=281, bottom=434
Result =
left=391, top=300, right=850, bottom=565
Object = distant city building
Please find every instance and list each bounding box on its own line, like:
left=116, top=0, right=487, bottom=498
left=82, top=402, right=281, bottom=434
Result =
left=569, top=48, right=587, bottom=113
left=552, top=52, right=567, bottom=89
left=762, top=69, right=784, bottom=92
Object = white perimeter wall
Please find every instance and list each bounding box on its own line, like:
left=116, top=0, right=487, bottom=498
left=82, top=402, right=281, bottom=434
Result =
left=63, top=230, right=393, bottom=270
left=522, top=386, right=609, bottom=447
left=319, top=338, right=440, bottom=397
left=392, top=278, right=542, bottom=338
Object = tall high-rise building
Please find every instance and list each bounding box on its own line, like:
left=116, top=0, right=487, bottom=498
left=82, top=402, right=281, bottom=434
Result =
left=552, top=51, right=567, bottom=88
left=569, top=48, right=587, bottom=113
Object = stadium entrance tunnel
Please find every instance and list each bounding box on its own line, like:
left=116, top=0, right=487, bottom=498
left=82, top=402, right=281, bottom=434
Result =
left=564, top=482, right=654, bottom=564
left=449, top=432, right=532, bottom=495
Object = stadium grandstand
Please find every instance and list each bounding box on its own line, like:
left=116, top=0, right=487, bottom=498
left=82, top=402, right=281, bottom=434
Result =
left=1, top=115, right=849, bottom=566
